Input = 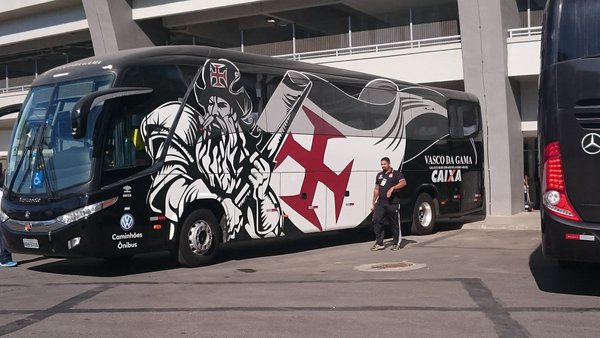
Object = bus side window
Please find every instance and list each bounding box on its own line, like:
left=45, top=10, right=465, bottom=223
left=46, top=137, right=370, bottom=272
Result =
left=448, top=100, right=480, bottom=138
left=103, top=109, right=151, bottom=170
left=102, top=64, right=194, bottom=173
left=238, top=72, right=260, bottom=131
left=263, top=75, right=283, bottom=105
left=364, top=81, right=396, bottom=136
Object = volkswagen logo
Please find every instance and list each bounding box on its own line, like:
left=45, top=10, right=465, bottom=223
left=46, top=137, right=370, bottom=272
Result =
left=120, top=213, right=135, bottom=231
left=582, top=133, right=600, bottom=155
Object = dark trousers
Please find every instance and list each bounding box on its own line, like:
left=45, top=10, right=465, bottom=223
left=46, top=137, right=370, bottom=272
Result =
left=0, top=233, right=13, bottom=264
left=372, top=202, right=401, bottom=246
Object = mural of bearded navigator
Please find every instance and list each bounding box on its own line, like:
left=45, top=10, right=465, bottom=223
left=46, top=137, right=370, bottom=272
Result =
left=141, top=59, right=311, bottom=241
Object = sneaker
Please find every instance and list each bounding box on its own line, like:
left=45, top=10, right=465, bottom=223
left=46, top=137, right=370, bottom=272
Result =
left=0, top=261, right=17, bottom=267
left=391, top=244, right=400, bottom=251
left=370, top=244, right=385, bottom=251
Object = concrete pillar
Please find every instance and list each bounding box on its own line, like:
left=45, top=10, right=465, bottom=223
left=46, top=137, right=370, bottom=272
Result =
left=82, top=0, right=163, bottom=55
left=458, top=0, right=523, bottom=215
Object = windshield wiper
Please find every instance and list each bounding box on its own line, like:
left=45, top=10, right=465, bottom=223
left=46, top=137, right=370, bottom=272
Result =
left=8, top=129, right=36, bottom=200
left=7, top=123, right=55, bottom=201
left=35, top=130, right=55, bottom=200
left=30, top=120, right=55, bottom=201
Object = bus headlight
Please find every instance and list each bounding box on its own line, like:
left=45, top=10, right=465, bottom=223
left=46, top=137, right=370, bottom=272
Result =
left=543, top=190, right=560, bottom=206
left=56, top=197, right=118, bottom=225
left=67, top=237, right=81, bottom=249
left=0, top=210, right=9, bottom=222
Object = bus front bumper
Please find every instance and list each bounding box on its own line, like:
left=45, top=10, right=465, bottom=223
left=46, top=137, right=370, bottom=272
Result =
left=0, top=218, right=97, bottom=258
left=542, top=210, right=600, bottom=263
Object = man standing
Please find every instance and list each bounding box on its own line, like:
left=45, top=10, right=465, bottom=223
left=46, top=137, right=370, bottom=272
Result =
left=371, top=157, right=406, bottom=251
left=0, top=189, right=17, bottom=267
left=0, top=238, right=17, bottom=267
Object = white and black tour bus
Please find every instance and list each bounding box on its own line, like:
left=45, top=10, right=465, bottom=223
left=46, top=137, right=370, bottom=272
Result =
left=539, top=0, right=600, bottom=266
left=0, top=46, right=484, bottom=266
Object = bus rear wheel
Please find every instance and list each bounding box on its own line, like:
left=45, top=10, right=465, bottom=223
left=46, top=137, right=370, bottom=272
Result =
left=411, top=193, right=437, bottom=235
left=177, top=209, right=220, bottom=267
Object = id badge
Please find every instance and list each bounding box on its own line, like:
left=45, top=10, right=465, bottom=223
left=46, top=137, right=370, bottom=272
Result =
left=380, top=178, right=387, bottom=186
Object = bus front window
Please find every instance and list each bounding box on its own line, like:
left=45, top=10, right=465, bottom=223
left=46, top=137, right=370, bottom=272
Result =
left=6, top=75, right=113, bottom=194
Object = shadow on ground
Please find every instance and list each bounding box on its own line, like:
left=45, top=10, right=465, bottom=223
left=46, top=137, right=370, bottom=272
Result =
left=27, top=251, right=180, bottom=277
left=27, top=227, right=375, bottom=277
left=529, top=244, right=600, bottom=296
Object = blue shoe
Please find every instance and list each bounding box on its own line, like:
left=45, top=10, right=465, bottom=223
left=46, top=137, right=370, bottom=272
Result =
left=0, top=261, right=17, bottom=267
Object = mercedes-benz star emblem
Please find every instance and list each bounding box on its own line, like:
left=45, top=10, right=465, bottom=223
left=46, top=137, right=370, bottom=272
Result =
left=582, top=133, right=600, bottom=155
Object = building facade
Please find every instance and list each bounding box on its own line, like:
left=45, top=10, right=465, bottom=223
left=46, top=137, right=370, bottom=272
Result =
left=0, top=0, right=545, bottom=216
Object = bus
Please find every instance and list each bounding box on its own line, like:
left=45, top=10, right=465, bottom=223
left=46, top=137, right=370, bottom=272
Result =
left=539, top=0, right=600, bottom=266
left=0, top=46, right=484, bottom=267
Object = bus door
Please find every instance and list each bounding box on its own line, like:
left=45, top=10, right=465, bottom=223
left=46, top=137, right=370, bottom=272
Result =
left=98, top=100, right=161, bottom=256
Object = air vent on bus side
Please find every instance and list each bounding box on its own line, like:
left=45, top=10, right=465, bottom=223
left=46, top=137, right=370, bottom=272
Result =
left=574, top=100, right=600, bottom=130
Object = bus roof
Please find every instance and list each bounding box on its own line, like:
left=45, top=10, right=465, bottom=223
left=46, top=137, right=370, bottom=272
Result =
left=34, top=45, right=477, bottom=102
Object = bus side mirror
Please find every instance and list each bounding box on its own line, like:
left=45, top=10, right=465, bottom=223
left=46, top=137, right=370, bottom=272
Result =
left=0, top=103, right=21, bottom=118
left=71, top=87, right=153, bottom=139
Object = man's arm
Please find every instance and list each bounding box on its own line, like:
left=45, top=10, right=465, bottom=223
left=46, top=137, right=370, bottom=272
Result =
left=371, top=185, right=379, bottom=210
left=386, top=178, right=407, bottom=198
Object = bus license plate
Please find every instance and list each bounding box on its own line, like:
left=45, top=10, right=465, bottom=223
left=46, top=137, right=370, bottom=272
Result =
left=23, top=238, right=39, bottom=249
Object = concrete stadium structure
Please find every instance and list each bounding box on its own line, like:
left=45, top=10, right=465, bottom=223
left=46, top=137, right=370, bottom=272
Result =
left=0, top=0, right=545, bottom=216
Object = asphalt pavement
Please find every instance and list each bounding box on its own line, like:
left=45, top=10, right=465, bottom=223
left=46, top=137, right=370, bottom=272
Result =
left=2, top=210, right=600, bottom=338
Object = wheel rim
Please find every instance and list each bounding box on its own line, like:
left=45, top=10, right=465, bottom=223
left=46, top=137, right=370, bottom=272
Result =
left=418, top=202, right=433, bottom=227
left=188, top=220, right=213, bottom=255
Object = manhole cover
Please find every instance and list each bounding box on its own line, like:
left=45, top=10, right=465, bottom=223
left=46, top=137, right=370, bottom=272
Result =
left=354, top=261, right=426, bottom=272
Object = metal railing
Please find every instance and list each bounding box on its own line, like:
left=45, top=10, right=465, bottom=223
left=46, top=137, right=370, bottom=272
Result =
left=508, top=26, right=542, bottom=38
left=276, top=35, right=461, bottom=61
left=0, top=85, right=30, bottom=95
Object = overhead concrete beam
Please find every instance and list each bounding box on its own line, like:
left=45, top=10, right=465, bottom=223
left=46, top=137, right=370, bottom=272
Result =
left=160, top=0, right=335, bottom=28
left=343, top=0, right=454, bottom=25
left=0, top=30, right=90, bottom=57
left=0, top=6, right=87, bottom=47
left=133, top=0, right=265, bottom=20
left=0, top=0, right=80, bottom=19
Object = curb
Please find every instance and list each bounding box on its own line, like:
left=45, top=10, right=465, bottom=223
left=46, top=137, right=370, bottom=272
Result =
left=461, top=211, right=540, bottom=231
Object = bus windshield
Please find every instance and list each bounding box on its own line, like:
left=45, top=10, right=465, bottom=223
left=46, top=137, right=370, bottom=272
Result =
left=557, top=0, right=600, bottom=61
left=5, top=75, right=113, bottom=195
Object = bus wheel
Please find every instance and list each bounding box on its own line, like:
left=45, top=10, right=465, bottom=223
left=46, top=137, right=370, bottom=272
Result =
left=411, top=193, right=437, bottom=235
left=177, top=209, right=220, bottom=267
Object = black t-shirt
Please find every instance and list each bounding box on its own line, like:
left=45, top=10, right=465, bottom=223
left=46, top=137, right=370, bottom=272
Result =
left=375, top=169, right=404, bottom=204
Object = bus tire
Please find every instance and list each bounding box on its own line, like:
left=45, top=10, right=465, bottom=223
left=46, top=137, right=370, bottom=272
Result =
left=411, top=193, right=437, bottom=235
left=177, top=209, right=220, bottom=267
